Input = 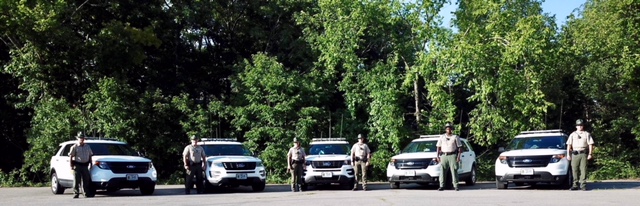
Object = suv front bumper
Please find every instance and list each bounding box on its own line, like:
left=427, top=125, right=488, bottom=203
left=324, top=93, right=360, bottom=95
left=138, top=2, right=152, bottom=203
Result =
left=387, top=165, right=441, bottom=183
left=93, top=177, right=156, bottom=189
left=206, top=168, right=267, bottom=186
left=497, top=171, right=570, bottom=184
left=303, top=166, right=354, bottom=185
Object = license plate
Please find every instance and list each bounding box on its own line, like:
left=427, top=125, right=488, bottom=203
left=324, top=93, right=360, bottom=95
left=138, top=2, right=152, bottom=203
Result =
left=126, top=174, right=138, bottom=181
left=321, top=172, right=332, bottom=178
left=404, top=171, right=416, bottom=177
left=236, top=173, right=248, bottom=180
left=520, top=168, right=534, bottom=175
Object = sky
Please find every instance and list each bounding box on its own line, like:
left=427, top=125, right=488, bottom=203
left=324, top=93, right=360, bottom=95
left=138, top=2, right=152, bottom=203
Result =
left=439, top=0, right=587, bottom=29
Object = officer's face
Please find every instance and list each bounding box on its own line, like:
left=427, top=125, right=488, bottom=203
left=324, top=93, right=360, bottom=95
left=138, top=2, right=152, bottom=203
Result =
left=445, top=127, right=452, bottom=134
left=191, top=139, right=198, bottom=145
left=78, top=138, right=85, bottom=145
left=294, top=141, right=300, bottom=147
left=576, top=125, right=584, bottom=131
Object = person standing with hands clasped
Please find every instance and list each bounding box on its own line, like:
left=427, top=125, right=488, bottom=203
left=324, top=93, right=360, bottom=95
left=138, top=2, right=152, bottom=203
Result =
left=351, top=134, right=371, bottom=191
left=567, top=119, right=595, bottom=191
left=436, top=123, right=462, bottom=191
left=69, top=132, right=93, bottom=199
left=287, top=137, right=306, bottom=192
left=183, top=135, right=206, bottom=194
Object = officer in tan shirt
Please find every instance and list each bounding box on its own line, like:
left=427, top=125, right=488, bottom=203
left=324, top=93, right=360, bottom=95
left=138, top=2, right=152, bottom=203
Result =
left=436, top=123, right=462, bottom=191
left=287, top=137, right=306, bottom=192
left=566, top=119, right=595, bottom=191
left=351, top=134, right=371, bottom=191
left=183, top=135, right=206, bottom=194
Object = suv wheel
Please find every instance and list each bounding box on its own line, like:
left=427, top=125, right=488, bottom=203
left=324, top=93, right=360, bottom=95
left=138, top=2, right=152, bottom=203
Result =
left=390, top=182, right=400, bottom=189
left=51, top=172, right=65, bottom=194
left=496, top=177, right=508, bottom=189
left=140, top=183, right=155, bottom=195
left=465, top=165, right=477, bottom=186
left=252, top=182, right=266, bottom=192
left=560, top=169, right=573, bottom=189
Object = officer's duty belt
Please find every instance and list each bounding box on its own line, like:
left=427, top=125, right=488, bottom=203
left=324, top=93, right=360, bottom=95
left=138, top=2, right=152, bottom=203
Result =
left=440, top=152, right=458, bottom=156
left=572, top=150, right=587, bottom=155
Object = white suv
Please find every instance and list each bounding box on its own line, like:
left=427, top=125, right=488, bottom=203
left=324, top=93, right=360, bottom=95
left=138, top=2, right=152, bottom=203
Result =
left=50, top=138, right=158, bottom=196
left=494, top=129, right=571, bottom=189
left=200, top=138, right=266, bottom=192
left=302, top=138, right=355, bottom=190
left=387, top=135, right=477, bottom=189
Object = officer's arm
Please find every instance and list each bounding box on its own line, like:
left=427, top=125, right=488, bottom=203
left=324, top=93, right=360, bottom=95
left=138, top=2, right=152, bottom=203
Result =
left=366, top=145, right=371, bottom=160
left=69, top=146, right=76, bottom=168
left=287, top=149, right=292, bottom=166
left=301, top=148, right=306, bottom=162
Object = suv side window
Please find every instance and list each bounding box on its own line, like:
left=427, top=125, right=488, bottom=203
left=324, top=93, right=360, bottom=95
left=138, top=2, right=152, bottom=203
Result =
left=60, top=144, right=73, bottom=157
left=460, top=141, right=470, bottom=152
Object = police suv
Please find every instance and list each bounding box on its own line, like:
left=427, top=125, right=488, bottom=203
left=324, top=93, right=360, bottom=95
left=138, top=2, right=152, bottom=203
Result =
left=50, top=138, right=158, bottom=196
left=495, top=129, right=572, bottom=189
left=200, top=138, right=267, bottom=192
left=302, top=138, right=355, bottom=190
left=386, top=135, right=477, bottom=189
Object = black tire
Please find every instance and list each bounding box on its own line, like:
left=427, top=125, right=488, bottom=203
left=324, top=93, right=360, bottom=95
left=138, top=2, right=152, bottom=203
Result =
left=341, top=178, right=354, bottom=190
left=560, top=168, right=573, bottom=189
left=140, top=184, right=155, bottom=195
left=496, top=177, right=508, bottom=189
left=465, top=165, right=477, bottom=186
left=51, top=172, right=65, bottom=195
left=252, top=182, right=266, bottom=192
left=300, top=183, right=309, bottom=191
left=390, top=182, right=400, bottom=189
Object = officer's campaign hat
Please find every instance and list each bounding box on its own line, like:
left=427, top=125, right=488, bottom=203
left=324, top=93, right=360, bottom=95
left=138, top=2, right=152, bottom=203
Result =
left=190, top=135, right=199, bottom=140
left=293, top=137, right=300, bottom=142
left=357, top=134, right=364, bottom=139
left=444, top=123, right=453, bottom=129
left=576, top=119, right=584, bottom=126
left=75, top=132, right=86, bottom=139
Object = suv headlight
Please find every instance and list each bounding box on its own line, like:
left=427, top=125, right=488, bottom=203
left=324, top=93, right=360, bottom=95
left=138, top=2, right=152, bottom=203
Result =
left=95, top=161, right=110, bottom=169
left=212, top=162, right=224, bottom=168
left=499, top=156, right=509, bottom=164
left=550, top=154, right=565, bottom=163
left=343, top=159, right=351, bottom=165
left=429, top=159, right=439, bottom=165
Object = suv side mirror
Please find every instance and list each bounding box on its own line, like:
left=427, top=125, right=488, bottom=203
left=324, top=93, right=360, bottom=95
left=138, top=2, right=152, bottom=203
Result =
left=498, top=147, right=505, bottom=152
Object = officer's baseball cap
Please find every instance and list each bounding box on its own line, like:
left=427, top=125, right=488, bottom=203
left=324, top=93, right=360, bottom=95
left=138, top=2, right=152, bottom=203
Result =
left=444, top=123, right=453, bottom=129
left=75, top=132, right=85, bottom=139
left=576, top=119, right=584, bottom=126
left=190, top=135, right=199, bottom=140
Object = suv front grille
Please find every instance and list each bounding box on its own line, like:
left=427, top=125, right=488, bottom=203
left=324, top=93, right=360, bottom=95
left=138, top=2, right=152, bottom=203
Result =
left=109, top=162, right=149, bottom=174
left=508, top=155, right=551, bottom=168
left=394, top=158, right=431, bottom=169
left=223, top=162, right=256, bottom=170
left=312, top=161, right=344, bottom=168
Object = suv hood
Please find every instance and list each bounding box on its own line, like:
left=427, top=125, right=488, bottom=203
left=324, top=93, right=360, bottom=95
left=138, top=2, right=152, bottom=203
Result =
left=307, top=154, right=350, bottom=161
left=93, top=155, right=151, bottom=163
left=392, top=152, right=438, bottom=159
left=499, top=149, right=566, bottom=156
left=207, top=156, right=261, bottom=162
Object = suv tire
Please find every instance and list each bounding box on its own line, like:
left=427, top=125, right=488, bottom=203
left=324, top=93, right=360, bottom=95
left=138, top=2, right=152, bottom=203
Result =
left=252, top=182, right=266, bottom=192
left=51, top=172, right=65, bottom=194
left=465, top=165, right=477, bottom=186
left=390, top=182, right=400, bottom=189
left=496, top=177, right=508, bottom=189
left=140, top=183, right=155, bottom=195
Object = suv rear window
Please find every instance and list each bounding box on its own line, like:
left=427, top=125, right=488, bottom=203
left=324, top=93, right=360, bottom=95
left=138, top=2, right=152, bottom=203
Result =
left=506, top=136, right=567, bottom=150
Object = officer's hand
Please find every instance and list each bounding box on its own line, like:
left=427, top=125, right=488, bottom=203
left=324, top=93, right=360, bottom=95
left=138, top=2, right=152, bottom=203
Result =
left=436, top=157, right=440, bottom=163
left=567, top=156, right=571, bottom=161
left=587, top=154, right=593, bottom=160
left=287, top=166, right=292, bottom=170
left=365, top=162, right=370, bottom=166
left=184, top=164, right=189, bottom=170
left=457, top=158, right=461, bottom=162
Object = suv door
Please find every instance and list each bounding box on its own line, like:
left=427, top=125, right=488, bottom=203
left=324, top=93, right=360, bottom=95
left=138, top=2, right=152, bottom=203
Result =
left=458, top=141, right=474, bottom=174
left=55, top=144, right=74, bottom=181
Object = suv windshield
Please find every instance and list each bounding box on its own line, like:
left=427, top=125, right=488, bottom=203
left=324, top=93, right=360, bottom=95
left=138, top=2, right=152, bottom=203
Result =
left=309, top=144, right=350, bottom=155
left=402, top=140, right=437, bottom=153
left=88, top=143, right=138, bottom=156
left=506, top=136, right=567, bottom=150
left=202, top=144, right=252, bottom=156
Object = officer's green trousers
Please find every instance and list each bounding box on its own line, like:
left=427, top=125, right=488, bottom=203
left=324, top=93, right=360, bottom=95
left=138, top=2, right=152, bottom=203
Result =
left=571, top=153, right=588, bottom=188
left=290, top=163, right=303, bottom=191
left=439, top=154, right=459, bottom=189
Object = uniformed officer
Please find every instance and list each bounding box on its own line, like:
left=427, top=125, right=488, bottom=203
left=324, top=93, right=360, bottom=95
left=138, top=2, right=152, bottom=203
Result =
left=69, top=132, right=93, bottom=198
left=351, top=134, right=371, bottom=191
left=436, top=123, right=462, bottom=191
left=287, top=137, right=306, bottom=192
left=566, top=119, right=595, bottom=191
left=183, top=135, right=206, bottom=194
